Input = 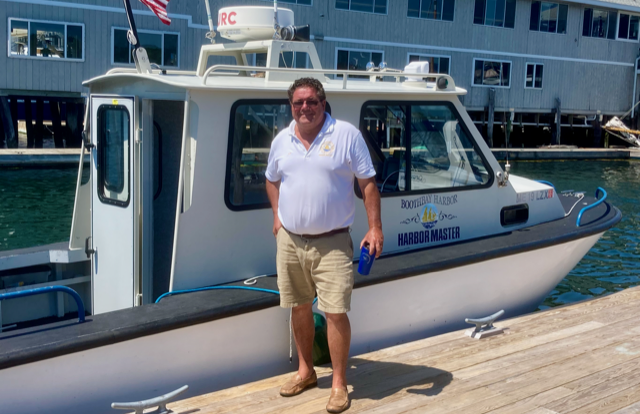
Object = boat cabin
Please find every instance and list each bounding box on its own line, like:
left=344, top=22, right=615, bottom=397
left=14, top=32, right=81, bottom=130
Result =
left=72, top=6, right=565, bottom=315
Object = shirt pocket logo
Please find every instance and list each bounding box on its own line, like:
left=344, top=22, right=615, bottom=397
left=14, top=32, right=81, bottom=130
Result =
left=319, top=140, right=336, bottom=157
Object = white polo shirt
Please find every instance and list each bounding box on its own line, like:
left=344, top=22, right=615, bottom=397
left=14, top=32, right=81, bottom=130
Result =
left=265, top=113, right=376, bottom=235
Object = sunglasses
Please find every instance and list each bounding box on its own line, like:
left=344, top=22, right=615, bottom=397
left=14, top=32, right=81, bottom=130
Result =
left=291, top=99, right=324, bottom=109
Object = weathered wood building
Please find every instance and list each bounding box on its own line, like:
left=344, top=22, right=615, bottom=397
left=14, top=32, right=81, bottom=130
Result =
left=2, top=0, right=640, bottom=147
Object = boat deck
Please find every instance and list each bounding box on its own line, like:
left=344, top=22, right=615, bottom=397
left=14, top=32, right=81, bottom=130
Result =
left=166, top=286, right=640, bottom=414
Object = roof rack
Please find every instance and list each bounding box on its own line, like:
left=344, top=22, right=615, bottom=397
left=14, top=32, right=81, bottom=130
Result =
left=201, top=65, right=457, bottom=91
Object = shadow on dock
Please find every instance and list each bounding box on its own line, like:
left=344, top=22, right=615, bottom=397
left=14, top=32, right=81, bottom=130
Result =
left=319, top=357, right=453, bottom=402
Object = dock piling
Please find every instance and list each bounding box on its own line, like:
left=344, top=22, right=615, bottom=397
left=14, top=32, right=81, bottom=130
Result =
left=487, top=88, right=495, bottom=148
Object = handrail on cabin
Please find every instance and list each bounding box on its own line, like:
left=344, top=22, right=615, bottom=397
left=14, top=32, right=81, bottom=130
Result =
left=201, top=64, right=455, bottom=90
left=576, top=187, right=607, bottom=227
left=0, top=286, right=86, bottom=323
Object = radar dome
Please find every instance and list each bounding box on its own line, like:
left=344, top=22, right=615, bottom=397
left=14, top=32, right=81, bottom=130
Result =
left=217, top=6, right=294, bottom=42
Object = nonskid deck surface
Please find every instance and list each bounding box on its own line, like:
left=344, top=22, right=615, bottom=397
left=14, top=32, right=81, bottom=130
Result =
left=0, top=195, right=619, bottom=369
left=166, top=286, right=640, bottom=414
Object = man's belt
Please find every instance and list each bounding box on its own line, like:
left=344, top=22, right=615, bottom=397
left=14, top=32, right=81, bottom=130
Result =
left=289, top=227, right=349, bottom=239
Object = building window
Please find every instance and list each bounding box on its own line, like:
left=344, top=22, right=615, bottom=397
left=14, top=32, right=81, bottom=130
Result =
left=473, top=59, right=511, bottom=87
left=408, top=54, right=451, bottom=74
left=525, top=63, right=543, bottom=89
left=336, top=48, right=383, bottom=79
left=473, top=0, right=516, bottom=28
left=360, top=101, right=491, bottom=195
left=582, top=8, right=617, bottom=39
left=618, top=13, right=640, bottom=41
left=112, top=28, right=179, bottom=67
left=530, top=2, right=568, bottom=33
left=336, top=0, right=387, bottom=14
left=8, top=18, right=84, bottom=60
left=407, top=0, right=455, bottom=21
left=225, top=100, right=332, bottom=210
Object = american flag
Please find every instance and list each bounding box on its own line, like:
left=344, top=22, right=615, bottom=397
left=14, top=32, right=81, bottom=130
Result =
left=140, top=0, right=171, bottom=25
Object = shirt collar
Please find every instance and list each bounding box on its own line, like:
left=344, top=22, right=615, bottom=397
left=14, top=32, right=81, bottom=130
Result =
left=288, top=113, right=335, bottom=142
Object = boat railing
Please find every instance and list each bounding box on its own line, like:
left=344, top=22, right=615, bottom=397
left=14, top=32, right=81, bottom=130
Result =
left=106, top=68, right=198, bottom=76
left=576, top=187, right=607, bottom=227
left=201, top=64, right=456, bottom=90
left=0, top=286, right=86, bottom=327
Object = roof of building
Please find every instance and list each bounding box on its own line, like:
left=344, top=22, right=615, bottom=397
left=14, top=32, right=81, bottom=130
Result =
left=570, top=0, right=640, bottom=13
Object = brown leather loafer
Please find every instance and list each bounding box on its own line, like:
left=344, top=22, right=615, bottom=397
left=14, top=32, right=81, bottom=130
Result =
left=279, top=371, right=318, bottom=397
left=326, top=387, right=350, bottom=413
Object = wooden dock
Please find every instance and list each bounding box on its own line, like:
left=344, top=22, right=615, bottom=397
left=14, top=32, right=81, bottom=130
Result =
left=165, top=286, right=640, bottom=414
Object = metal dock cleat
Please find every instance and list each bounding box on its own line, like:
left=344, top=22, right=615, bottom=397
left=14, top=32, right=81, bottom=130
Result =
left=465, top=310, right=505, bottom=339
left=111, top=385, right=188, bottom=414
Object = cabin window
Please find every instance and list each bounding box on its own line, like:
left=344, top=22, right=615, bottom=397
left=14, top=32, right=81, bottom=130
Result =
left=226, top=100, right=332, bottom=210
left=473, top=59, right=511, bottom=88
left=582, top=8, right=617, bottom=39
left=360, top=102, right=491, bottom=195
left=336, top=0, right=387, bottom=14
left=525, top=63, right=544, bottom=89
left=112, top=28, right=179, bottom=67
left=529, top=1, right=568, bottom=34
left=407, top=0, right=455, bottom=21
left=618, top=13, right=640, bottom=41
left=8, top=18, right=84, bottom=61
left=473, top=0, right=516, bottom=28
left=336, top=49, right=384, bottom=79
left=408, top=54, right=451, bottom=74
left=97, top=105, right=130, bottom=207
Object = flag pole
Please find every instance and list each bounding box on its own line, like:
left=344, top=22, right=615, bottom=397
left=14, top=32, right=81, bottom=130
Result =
left=122, top=0, right=140, bottom=51
left=122, top=0, right=152, bottom=73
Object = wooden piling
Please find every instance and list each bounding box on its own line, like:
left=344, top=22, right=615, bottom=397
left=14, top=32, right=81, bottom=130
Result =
left=35, top=99, right=44, bottom=148
left=49, top=100, right=64, bottom=148
left=24, top=98, right=35, bottom=148
left=487, top=88, right=495, bottom=148
left=9, top=97, right=19, bottom=149
left=0, top=97, right=17, bottom=148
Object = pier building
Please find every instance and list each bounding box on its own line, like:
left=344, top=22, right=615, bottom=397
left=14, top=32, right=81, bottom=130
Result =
left=2, top=0, right=640, bottom=148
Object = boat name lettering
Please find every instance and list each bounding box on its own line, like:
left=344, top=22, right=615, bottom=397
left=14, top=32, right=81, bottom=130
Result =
left=397, top=226, right=461, bottom=247
left=516, top=189, right=554, bottom=203
left=401, top=194, right=458, bottom=209
left=219, top=11, right=237, bottom=26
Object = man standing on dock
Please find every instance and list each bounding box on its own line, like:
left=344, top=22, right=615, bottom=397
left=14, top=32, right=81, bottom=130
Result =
left=265, top=78, right=383, bottom=413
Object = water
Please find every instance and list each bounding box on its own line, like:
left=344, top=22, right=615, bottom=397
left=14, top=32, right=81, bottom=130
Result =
left=0, top=161, right=638, bottom=309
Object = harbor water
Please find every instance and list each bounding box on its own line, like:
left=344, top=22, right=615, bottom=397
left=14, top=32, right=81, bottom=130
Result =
left=0, top=160, right=638, bottom=310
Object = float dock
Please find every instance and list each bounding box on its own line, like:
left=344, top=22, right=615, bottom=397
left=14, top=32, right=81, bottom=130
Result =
left=1, top=148, right=639, bottom=167
left=165, top=286, right=640, bottom=414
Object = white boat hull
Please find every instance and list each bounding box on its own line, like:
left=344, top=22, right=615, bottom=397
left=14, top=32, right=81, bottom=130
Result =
left=0, top=232, right=602, bottom=414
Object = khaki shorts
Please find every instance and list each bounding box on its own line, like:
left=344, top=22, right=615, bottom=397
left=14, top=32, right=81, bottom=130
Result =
left=276, top=228, right=354, bottom=314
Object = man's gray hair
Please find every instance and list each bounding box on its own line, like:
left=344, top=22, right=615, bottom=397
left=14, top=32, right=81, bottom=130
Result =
left=288, top=78, right=326, bottom=102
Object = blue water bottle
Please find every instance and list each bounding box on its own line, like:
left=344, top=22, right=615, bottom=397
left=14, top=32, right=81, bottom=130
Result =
left=358, top=245, right=375, bottom=275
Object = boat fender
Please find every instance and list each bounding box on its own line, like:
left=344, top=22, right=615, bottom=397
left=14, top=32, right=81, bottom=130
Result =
left=313, top=312, right=331, bottom=366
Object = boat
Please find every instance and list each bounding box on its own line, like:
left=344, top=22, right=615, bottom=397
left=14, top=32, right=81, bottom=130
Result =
left=0, top=4, right=621, bottom=413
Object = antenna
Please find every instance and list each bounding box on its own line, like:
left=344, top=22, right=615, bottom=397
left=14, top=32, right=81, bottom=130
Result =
left=204, top=0, right=216, bottom=43
left=273, top=0, right=281, bottom=40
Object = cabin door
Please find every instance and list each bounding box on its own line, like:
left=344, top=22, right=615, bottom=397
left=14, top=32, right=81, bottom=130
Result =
left=90, top=96, right=136, bottom=314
